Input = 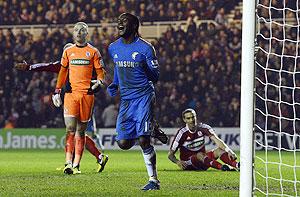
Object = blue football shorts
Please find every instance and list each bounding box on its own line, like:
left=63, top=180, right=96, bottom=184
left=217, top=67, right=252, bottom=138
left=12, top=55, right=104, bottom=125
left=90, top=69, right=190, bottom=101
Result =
left=116, top=92, right=155, bottom=140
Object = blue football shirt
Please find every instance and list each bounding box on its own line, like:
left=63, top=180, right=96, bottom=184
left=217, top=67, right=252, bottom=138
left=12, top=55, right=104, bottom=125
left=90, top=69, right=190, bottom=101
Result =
left=108, top=36, right=159, bottom=99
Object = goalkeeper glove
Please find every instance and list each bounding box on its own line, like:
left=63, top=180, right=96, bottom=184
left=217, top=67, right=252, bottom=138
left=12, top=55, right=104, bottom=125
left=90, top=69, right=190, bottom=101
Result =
left=91, top=79, right=104, bottom=90
left=87, top=79, right=104, bottom=94
left=107, top=83, right=118, bottom=97
left=52, top=88, right=62, bottom=107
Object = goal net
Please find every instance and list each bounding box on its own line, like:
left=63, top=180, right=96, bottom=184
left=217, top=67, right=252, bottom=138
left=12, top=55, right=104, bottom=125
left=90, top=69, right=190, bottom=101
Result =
left=255, top=0, right=300, bottom=196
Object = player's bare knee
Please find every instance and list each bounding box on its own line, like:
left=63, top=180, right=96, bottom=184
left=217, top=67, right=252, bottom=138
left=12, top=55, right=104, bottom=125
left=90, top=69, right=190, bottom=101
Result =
left=118, top=144, right=131, bottom=150
left=76, top=130, right=85, bottom=137
left=77, top=121, right=87, bottom=132
left=196, top=152, right=206, bottom=161
left=213, top=147, right=224, bottom=158
left=64, top=117, right=77, bottom=132
left=117, top=140, right=135, bottom=150
left=66, top=125, right=76, bottom=132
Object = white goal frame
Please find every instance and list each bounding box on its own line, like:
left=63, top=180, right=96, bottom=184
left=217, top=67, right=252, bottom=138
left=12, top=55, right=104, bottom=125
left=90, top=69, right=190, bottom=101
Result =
left=239, top=0, right=256, bottom=196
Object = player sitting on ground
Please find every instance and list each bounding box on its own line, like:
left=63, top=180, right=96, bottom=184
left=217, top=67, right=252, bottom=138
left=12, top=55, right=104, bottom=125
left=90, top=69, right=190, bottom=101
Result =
left=15, top=42, right=108, bottom=173
left=168, top=108, right=240, bottom=171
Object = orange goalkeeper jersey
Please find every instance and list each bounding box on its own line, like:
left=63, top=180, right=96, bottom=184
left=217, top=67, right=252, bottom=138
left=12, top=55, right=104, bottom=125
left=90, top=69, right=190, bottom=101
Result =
left=56, top=43, right=105, bottom=92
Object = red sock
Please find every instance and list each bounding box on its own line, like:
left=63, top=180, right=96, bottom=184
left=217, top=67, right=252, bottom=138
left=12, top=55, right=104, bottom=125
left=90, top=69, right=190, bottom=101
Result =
left=85, top=135, right=101, bottom=160
left=220, top=152, right=238, bottom=168
left=73, top=136, right=85, bottom=166
left=203, top=156, right=223, bottom=170
left=65, top=132, right=75, bottom=163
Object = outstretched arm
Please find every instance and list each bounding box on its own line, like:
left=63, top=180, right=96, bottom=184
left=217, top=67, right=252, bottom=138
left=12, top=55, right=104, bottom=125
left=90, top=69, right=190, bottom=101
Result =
left=210, top=134, right=237, bottom=160
left=14, top=61, right=62, bottom=73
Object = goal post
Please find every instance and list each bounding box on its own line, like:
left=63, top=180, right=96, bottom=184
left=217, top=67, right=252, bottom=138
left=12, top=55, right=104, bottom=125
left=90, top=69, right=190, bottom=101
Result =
left=239, top=0, right=256, bottom=196
left=241, top=0, right=300, bottom=196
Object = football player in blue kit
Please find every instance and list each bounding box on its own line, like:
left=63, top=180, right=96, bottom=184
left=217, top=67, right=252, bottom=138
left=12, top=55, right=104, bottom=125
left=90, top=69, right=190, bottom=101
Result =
left=106, top=13, right=167, bottom=190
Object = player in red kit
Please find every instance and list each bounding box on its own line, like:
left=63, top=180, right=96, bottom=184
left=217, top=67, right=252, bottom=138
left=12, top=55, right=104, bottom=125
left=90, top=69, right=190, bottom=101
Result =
left=168, top=108, right=240, bottom=171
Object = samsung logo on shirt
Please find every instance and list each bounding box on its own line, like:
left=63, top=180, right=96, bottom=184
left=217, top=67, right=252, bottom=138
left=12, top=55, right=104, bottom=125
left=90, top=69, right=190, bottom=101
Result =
left=70, top=59, right=90, bottom=65
left=116, top=61, right=139, bottom=68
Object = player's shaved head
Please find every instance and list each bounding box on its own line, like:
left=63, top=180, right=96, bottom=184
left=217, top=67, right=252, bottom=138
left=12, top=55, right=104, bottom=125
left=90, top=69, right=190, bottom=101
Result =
left=73, top=22, right=89, bottom=46
left=74, top=22, right=88, bottom=31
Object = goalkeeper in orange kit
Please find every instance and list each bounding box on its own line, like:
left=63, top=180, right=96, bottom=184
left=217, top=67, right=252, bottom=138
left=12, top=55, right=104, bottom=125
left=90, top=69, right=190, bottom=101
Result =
left=14, top=43, right=108, bottom=174
left=52, top=22, right=107, bottom=174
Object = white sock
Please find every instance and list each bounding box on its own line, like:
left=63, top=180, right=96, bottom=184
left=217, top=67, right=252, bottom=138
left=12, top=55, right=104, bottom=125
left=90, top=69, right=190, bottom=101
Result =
left=149, top=177, right=159, bottom=183
left=73, top=163, right=78, bottom=168
left=98, top=154, right=105, bottom=164
left=186, top=159, right=192, bottom=166
left=142, top=146, right=158, bottom=181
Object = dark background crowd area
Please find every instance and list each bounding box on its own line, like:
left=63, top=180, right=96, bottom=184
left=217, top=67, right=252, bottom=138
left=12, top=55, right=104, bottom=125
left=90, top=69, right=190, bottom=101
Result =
left=255, top=4, right=300, bottom=134
left=0, top=0, right=240, bottom=25
left=6, top=0, right=297, bottom=131
left=0, top=18, right=242, bottom=128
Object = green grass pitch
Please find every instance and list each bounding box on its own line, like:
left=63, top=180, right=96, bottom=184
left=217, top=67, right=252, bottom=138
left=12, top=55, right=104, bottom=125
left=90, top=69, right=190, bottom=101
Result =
left=0, top=150, right=298, bottom=196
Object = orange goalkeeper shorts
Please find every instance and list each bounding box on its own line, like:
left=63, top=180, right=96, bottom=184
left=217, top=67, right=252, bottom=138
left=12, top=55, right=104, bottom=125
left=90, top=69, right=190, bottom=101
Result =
left=63, top=92, right=94, bottom=122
